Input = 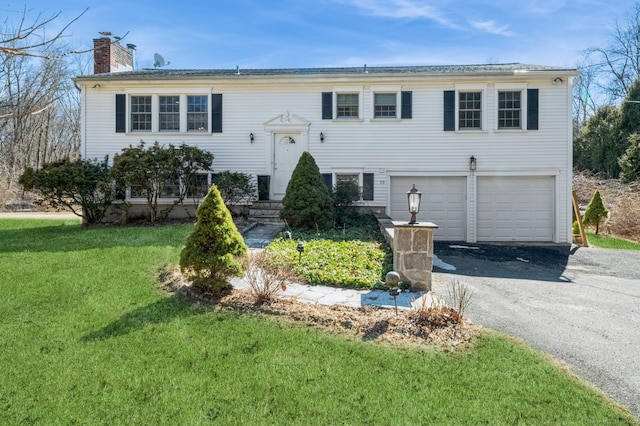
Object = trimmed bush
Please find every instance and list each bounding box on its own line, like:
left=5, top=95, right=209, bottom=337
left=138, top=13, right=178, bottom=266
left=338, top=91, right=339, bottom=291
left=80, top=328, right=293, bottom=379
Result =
left=213, top=171, right=256, bottom=206
left=583, top=189, right=609, bottom=235
left=179, top=184, right=247, bottom=293
left=280, top=151, right=333, bottom=230
left=19, top=157, right=115, bottom=225
left=112, top=141, right=214, bottom=223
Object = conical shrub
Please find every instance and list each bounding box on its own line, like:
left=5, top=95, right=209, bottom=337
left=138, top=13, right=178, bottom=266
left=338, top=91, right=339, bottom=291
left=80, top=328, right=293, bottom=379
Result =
left=583, top=189, right=609, bottom=235
left=280, top=151, right=333, bottom=229
left=180, top=184, right=247, bottom=293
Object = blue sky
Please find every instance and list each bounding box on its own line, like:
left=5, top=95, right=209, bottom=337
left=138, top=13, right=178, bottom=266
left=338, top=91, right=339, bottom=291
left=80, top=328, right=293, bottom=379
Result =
left=5, top=0, right=638, bottom=70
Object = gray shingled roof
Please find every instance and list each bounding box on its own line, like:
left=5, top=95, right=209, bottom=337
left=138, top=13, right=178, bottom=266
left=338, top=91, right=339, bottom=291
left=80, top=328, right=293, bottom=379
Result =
left=75, top=63, right=576, bottom=80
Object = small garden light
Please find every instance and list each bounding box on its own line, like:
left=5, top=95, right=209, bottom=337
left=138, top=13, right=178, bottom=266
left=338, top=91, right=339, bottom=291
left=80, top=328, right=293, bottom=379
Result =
left=296, top=242, right=305, bottom=263
left=407, top=184, right=422, bottom=225
left=385, top=271, right=401, bottom=315
left=283, top=231, right=292, bottom=239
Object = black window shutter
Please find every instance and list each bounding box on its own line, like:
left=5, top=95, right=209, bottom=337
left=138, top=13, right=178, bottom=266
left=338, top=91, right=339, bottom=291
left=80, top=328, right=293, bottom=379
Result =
left=322, top=92, right=333, bottom=119
left=401, top=91, right=412, bottom=119
left=362, top=173, right=374, bottom=201
left=527, top=89, right=539, bottom=130
left=321, top=173, right=332, bottom=189
left=443, top=90, right=455, bottom=131
left=115, top=94, right=126, bottom=133
left=211, top=94, right=222, bottom=133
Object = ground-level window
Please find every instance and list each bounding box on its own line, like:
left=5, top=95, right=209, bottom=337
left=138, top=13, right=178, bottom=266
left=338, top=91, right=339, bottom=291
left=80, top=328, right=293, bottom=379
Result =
left=324, top=173, right=374, bottom=202
left=187, top=173, right=210, bottom=198
left=130, top=185, right=146, bottom=198
left=160, top=176, right=181, bottom=198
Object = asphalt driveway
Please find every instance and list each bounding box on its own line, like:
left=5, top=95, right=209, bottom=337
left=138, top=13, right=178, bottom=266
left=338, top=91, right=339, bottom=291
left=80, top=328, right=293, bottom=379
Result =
left=431, top=242, right=640, bottom=418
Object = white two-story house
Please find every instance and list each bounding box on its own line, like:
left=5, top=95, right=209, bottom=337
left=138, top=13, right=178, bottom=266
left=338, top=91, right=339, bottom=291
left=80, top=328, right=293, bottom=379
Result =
left=74, top=38, right=578, bottom=243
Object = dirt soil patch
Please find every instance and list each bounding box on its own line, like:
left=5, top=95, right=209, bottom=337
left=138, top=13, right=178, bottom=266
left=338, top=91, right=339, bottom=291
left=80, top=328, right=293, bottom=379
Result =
left=573, top=172, right=640, bottom=242
left=160, top=269, right=480, bottom=352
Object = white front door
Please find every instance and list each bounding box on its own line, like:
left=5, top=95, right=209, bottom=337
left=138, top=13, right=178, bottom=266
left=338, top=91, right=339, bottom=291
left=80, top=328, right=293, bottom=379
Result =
left=273, top=133, right=304, bottom=199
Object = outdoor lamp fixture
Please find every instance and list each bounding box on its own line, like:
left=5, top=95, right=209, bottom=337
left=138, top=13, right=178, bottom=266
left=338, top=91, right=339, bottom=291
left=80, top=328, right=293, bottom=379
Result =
left=385, top=271, right=401, bottom=315
left=296, top=242, right=305, bottom=263
left=469, top=155, right=477, bottom=171
left=407, top=184, right=422, bottom=225
left=250, top=133, right=255, bottom=143
left=320, top=132, right=325, bottom=142
left=283, top=231, right=292, bottom=240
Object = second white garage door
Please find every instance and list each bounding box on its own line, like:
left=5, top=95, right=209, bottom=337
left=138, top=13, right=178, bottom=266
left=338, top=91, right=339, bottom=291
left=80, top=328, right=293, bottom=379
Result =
left=477, top=176, right=554, bottom=242
left=390, top=176, right=466, bottom=240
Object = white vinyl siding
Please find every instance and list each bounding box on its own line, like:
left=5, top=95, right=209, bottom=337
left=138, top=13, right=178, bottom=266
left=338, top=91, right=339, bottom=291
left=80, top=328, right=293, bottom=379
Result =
left=79, top=73, right=573, bottom=242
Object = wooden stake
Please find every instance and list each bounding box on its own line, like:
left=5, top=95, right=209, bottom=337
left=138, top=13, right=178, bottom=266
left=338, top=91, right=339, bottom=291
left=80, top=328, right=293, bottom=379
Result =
left=572, top=190, right=589, bottom=247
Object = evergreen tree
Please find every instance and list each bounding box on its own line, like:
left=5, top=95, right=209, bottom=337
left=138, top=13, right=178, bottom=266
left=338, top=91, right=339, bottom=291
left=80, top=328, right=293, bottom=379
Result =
left=179, top=184, right=247, bottom=293
left=582, top=189, right=609, bottom=235
left=619, top=133, right=640, bottom=182
left=574, top=105, right=623, bottom=178
left=280, top=151, right=333, bottom=230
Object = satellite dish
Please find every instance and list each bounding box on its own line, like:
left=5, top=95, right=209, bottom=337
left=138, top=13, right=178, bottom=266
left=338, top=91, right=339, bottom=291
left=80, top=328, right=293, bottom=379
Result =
left=153, top=53, right=170, bottom=68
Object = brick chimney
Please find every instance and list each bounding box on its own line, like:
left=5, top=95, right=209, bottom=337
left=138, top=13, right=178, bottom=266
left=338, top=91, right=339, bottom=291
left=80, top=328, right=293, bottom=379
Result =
left=93, top=37, right=133, bottom=74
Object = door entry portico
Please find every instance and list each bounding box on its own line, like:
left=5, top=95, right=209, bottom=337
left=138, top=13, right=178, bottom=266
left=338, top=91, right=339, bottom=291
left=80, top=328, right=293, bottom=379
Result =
left=264, top=112, right=310, bottom=200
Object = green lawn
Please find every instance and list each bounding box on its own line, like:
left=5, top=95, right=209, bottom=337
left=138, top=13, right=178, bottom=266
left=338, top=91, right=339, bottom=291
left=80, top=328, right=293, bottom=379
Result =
left=587, top=231, right=640, bottom=250
left=0, top=218, right=636, bottom=425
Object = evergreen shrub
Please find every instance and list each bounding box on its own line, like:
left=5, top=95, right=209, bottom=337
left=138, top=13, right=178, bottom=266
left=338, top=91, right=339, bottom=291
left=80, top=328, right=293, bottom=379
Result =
left=583, top=189, right=609, bottom=235
left=280, top=151, right=333, bottom=230
left=179, top=184, right=247, bottom=293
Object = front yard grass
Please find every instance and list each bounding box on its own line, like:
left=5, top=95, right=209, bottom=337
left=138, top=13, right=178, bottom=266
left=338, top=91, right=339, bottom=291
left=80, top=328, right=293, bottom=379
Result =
left=0, top=218, right=636, bottom=425
left=587, top=231, right=640, bottom=250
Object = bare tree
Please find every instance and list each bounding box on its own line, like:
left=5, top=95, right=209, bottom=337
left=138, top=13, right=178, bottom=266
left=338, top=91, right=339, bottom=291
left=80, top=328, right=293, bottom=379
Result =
left=0, top=6, right=88, bottom=60
left=582, top=3, right=640, bottom=104
left=0, top=6, right=88, bottom=206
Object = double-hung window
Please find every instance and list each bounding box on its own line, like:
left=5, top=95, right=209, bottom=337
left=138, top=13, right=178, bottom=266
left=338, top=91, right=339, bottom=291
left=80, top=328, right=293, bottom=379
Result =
left=322, top=172, right=374, bottom=201
left=131, top=96, right=152, bottom=131
left=159, top=96, right=180, bottom=131
left=118, top=93, right=218, bottom=133
left=337, top=94, right=359, bottom=118
left=444, top=86, right=538, bottom=132
left=458, top=92, right=482, bottom=130
left=187, top=95, right=208, bottom=131
left=498, top=91, right=521, bottom=129
left=186, top=173, right=210, bottom=198
left=374, top=93, right=397, bottom=118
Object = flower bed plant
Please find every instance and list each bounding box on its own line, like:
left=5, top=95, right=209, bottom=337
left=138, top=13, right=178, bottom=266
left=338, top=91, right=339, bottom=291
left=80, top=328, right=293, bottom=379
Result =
left=265, top=214, right=393, bottom=288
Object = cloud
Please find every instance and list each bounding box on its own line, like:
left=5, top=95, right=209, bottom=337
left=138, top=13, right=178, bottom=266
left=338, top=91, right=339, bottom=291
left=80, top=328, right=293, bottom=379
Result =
left=471, top=20, right=514, bottom=37
left=339, top=0, right=460, bottom=29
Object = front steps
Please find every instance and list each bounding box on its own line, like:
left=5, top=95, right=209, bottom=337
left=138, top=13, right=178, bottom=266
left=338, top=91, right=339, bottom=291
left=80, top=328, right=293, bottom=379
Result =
left=249, top=200, right=284, bottom=224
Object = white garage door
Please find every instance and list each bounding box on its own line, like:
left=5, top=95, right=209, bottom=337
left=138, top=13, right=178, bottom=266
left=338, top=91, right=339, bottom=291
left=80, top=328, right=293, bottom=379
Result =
left=477, top=176, right=554, bottom=242
left=390, top=176, right=466, bottom=240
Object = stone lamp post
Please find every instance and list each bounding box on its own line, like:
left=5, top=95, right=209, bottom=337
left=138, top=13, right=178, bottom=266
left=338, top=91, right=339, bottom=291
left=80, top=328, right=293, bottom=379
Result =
left=393, top=185, right=438, bottom=291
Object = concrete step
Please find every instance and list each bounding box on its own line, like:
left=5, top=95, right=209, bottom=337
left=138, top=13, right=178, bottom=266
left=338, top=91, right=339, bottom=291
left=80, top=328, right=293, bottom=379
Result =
left=249, top=201, right=283, bottom=223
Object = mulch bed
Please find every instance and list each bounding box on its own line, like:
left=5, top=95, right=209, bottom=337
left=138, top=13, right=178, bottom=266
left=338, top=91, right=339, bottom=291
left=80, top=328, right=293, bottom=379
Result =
left=160, top=268, right=481, bottom=352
